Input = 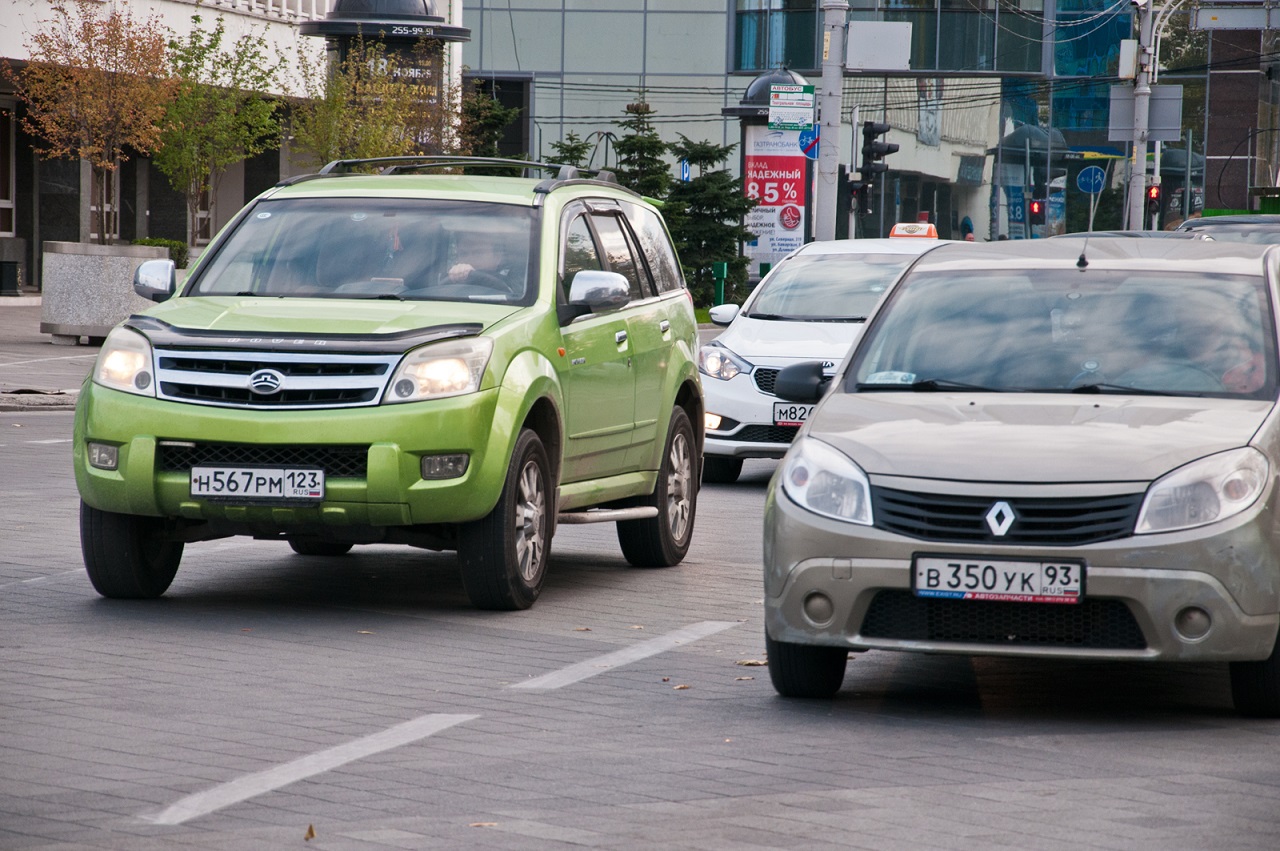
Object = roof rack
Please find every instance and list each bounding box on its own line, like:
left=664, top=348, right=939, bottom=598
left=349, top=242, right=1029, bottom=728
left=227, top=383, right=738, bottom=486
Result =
left=315, top=155, right=617, bottom=184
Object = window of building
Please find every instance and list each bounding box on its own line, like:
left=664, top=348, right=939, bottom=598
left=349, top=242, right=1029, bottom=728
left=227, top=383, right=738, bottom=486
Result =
left=0, top=104, right=13, bottom=236
left=734, top=0, right=819, bottom=73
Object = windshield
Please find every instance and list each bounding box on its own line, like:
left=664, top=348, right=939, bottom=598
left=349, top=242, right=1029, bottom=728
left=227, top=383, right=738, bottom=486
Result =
left=188, top=198, right=535, bottom=304
left=848, top=268, right=1276, bottom=399
left=745, top=253, right=917, bottom=320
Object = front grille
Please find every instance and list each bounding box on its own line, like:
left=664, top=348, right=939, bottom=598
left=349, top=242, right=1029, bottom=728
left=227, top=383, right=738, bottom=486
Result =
left=860, top=590, right=1147, bottom=649
left=157, top=443, right=368, bottom=478
left=753, top=367, right=779, bottom=395
left=154, top=349, right=399, bottom=410
left=872, top=488, right=1143, bottom=546
left=727, top=424, right=800, bottom=444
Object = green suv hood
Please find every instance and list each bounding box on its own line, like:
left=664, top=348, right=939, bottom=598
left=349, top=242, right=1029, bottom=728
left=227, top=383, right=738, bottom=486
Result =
left=139, top=296, right=520, bottom=337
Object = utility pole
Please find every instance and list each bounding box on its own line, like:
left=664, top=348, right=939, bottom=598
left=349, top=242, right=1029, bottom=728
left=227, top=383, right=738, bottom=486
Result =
left=1127, top=0, right=1155, bottom=230
left=814, top=0, right=849, bottom=242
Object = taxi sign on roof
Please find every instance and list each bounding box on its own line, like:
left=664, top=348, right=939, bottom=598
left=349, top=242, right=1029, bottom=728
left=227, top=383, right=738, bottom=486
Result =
left=889, top=222, right=938, bottom=238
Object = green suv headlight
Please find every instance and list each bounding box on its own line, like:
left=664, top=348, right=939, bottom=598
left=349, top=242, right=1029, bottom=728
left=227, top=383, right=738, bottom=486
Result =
left=780, top=437, right=873, bottom=525
left=385, top=338, right=494, bottom=403
left=1136, top=447, right=1268, bottom=534
left=93, top=326, right=156, bottom=397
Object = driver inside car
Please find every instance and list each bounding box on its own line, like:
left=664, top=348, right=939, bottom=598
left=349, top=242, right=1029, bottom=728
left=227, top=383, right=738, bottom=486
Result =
left=446, top=231, right=521, bottom=294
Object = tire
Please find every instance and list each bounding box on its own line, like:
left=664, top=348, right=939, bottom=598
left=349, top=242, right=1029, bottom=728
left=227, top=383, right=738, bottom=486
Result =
left=765, top=631, right=847, bottom=698
left=618, top=406, right=697, bottom=567
left=701, top=456, right=742, bottom=485
left=1230, top=633, right=1280, bottom=718
left=288, top=539, right=353, bottom=557
left=458, top=429, right=552, bottom=610
left=79, top=501, right=183, bottom=599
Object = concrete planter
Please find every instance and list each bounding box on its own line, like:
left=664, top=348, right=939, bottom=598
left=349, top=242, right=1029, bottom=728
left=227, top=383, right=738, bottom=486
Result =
left=40, top=241, right=168, bottom=345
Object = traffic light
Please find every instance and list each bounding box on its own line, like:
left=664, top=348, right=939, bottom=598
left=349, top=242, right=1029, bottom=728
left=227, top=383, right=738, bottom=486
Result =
left=1146, top=184, right=1162, bottom=218
left=859, top=121, right=898, bottom=185
left=1028, top=197, right=1046, bottom=226
left=847, top=179, right=871, bottom=216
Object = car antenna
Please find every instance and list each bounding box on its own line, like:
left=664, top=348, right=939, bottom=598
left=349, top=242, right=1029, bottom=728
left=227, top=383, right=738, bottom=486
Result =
left=1076, top=234, right=1090, bottom=269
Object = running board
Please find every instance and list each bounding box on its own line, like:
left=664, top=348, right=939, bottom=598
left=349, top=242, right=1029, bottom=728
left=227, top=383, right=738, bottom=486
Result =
left=557, top=507, right=659, bottom=524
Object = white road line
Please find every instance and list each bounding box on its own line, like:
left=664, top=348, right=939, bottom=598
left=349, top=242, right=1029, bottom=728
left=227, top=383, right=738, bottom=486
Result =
left=29, top=439, right=71, bottom=444
left=0, top=569, right=84, bottom=592
left=143, top=713, right=477, bottom=826
left=510, top=620, right=739, bottom=691
left=0, top=354, right=97, bottom=368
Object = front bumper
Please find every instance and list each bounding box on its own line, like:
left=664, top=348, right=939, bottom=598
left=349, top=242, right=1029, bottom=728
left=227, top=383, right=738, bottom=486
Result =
left=763, top=479, right=1280, bottom=663
left=703, top=370, right=797, bottom=459
left=74, top=383, right=512, bottom=528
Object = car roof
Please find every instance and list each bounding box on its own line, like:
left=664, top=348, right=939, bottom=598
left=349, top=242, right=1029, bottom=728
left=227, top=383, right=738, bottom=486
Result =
left=910, top=235, right=1276, bottom=275
left=789, top=238, right=952, bottom=258
left=1179, top=214, right=1280, bottom=228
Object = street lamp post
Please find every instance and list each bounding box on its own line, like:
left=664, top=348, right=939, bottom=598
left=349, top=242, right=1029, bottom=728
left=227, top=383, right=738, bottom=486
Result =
left=813, top=0, right=849, bottom=242
left=1126, top=0, right=1155, bottom=230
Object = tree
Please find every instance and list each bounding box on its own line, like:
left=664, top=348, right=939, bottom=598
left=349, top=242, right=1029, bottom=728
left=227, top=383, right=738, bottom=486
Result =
left=457, top=82, right=523, bottom=173
left=290, top=36, right=425, bottom=167
left=549, top=132, right=592, bottom=169
left=4, top=0, right=173, bottom=244
left=663, top=136, right=757, bottom=306
left=613, top=98, right=670, bottom=200
left=154, top=14, right=284, bottom=246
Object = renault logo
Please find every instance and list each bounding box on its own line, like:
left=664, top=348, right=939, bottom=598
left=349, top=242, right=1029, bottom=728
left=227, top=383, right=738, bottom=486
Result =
left=248, top=369, right=285, bottom=395
left=985, top=501, right=1016, bottom=536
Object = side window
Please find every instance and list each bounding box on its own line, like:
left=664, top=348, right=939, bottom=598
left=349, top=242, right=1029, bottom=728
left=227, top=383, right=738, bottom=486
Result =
left=591, top=213, right=648, bottom=301
left=562, top=214, right=603, bottom=294
left=625, top=205, right=685, bottom=293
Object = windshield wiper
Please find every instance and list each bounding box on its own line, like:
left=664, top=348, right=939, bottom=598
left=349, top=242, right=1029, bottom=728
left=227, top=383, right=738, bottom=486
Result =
left=746, top=312, right=867, bottom=322
left=857, top=378, right=1002, bottom=393
left=1069, top=382, right=1200, bottom=397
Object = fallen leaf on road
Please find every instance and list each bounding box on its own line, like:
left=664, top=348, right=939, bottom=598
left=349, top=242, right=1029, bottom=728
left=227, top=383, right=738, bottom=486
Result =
left=304, top=824, right=316, bottom=841
left=673, top=684, right=690, bottom=690
left=240, top=628, right=252, bottom=632
left=357, top=630, right=374, bottom=635
left=662, top=677, right=670, bottom=682
left=574, top=627, right=591, bottom=631
left=735, top=676, right=755, bottom=681
left=470, top=822, right=497, bottom=828
left=629, top=625, right=644, bottom=630
left=736, top=659, right=767, bottom=666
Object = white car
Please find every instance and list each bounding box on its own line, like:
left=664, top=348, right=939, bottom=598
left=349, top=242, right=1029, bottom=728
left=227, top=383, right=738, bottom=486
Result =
left=699, top=238, right=948, bottom=483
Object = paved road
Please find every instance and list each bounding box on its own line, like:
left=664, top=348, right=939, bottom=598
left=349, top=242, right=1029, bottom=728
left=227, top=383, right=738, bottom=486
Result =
left=3, top=410, right=1280, bottom=849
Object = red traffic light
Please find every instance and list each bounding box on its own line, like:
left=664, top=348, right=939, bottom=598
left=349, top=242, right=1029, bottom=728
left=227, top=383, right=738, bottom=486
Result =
left=1029, top=199, right=1044, bottom=214
left=1146, top=184, right=1161, bottom=201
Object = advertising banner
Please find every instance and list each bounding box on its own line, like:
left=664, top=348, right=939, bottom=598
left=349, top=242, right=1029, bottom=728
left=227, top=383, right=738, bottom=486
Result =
left=743, top=125, right=808, bottom=276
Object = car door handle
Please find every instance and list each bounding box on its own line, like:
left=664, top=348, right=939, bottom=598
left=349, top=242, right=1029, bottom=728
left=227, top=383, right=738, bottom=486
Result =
left=615, top=330, right=628, bottom=345
left=659, top=320, right=670, bottom=333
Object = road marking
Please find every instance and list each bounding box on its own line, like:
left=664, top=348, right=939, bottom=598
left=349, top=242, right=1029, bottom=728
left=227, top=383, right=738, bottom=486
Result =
left=143, top=713, right=477, bottom=825
left=510, top=620, right=738, bottom=690
left=29, top=439, right=71, bottom=444
left=0, top=353, right=97, bottom=369
left=0, top=568, right=83, bottom=591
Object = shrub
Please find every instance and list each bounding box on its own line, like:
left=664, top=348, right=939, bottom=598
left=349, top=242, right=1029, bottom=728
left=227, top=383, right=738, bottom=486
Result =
left=133, top=238, right=189, bottom=269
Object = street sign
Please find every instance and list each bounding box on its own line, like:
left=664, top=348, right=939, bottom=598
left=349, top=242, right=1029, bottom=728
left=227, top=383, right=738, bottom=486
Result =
left=1077, top=165, right=1106, bottom=195
left=798, top=126, right=819, bottom=160
left=680, top=159, right=691, bottom=182
left=768, top=84, right=815, bottom=131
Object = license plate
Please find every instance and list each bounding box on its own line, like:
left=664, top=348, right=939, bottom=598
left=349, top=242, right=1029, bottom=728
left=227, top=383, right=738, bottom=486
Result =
left=773, top=402, right=814, bottom=426
left=913, top=555, right=1084, bottom=604
left=190, top=466, right=325, bottom=501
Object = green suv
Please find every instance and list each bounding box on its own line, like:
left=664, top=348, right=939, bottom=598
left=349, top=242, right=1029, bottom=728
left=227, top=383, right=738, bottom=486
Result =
left=74, top=157, right=703, bottom=610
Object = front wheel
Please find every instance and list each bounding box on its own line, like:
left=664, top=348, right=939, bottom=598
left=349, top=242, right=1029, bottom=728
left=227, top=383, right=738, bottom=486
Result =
left=458, top=429, right=552, bottom=610
left=80, top=502, right=183, bottom=599
left=618, top=406, right=697, bottom=567
left=1230, top=632, right=1280, bottom=717
left=765, top=632, right=847, bottom=698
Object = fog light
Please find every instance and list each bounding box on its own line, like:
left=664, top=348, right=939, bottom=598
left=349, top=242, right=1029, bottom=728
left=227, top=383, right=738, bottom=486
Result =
left=705, top=412, right=722, bottom=431
left=87, top=442, right=118, bottom=471
left=1174, top=606, right=1212, bottom=641
left=421, top=453, right=469, bottom=480
left=803, top=592, right=835, bottom=625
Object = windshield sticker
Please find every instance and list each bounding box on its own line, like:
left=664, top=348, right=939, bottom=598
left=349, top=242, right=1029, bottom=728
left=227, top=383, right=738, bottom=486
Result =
left=351, top=212, right=367, bottom=221
left=255, top=212, right=271, bottom=219
left=865, top=371, right=917, bottom=384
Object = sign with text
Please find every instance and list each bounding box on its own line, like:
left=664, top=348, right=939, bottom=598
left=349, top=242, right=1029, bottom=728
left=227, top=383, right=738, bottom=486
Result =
left=768, top=84, right=815, bottom=131
left=743, top=125, right=808, bottom=275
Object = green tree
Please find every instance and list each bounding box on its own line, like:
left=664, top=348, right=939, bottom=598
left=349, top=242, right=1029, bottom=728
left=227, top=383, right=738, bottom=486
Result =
left=613, top=98, right=670, bottom=199
left=4, top=0, right=173, bottom=244
left=457, top=83, right=523, bottom=173
left=549, top=131, right=592, bottom=169
left=663, top=136, right=757, bottom=306
left=290, top=36, right=423, bottom=167
left=155, top=14, right=284, bottom=247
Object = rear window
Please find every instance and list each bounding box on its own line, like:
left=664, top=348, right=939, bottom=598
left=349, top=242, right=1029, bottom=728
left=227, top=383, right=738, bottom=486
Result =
left=848, top=268, right=1276, bottom=399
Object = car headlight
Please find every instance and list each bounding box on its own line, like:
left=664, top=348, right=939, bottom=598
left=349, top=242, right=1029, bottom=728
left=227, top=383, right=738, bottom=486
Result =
left=1136, top=447, right=1269, bottom=534
left=93, top=326, right=156, bottom=397
left=385, top=337, right=494, bottom=404
left=698, top=342, right=752, bottom=381
left=780, top=437, right=872, bottom=525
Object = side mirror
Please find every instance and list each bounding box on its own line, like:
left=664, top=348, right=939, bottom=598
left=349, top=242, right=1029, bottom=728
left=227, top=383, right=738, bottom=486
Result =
left=134, top=259, right=176, bottom=303
left=567, top=270, right=630, bottom=312
left=708, top=304, right=739, bottom=326
left=774, top=361, right=830, bottom=403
